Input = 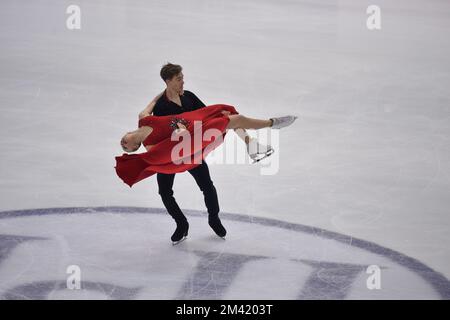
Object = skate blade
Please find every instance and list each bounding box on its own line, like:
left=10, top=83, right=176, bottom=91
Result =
left=251, top=149, right=275, bottom=164
left=172, top=236, right=187, bottom=246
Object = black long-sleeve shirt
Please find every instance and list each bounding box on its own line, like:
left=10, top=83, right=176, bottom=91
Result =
left=153, top=90, right=206, bottom=116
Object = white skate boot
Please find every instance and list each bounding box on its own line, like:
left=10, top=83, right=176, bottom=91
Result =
left=270, top=115, right=298, bottom=129
left=247, top=138, right=275, bottom=164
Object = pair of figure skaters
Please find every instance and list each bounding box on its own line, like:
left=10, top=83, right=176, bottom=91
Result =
left=115, top=63, right=297, bottom=244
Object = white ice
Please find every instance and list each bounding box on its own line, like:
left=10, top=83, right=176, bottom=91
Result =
left=0, top=0, right=449, bottom=298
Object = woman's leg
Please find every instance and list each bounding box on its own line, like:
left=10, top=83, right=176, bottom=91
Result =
left=226, top=114, right=272, bottom=130
left=221, top=112, right=251, bottom=143
left=234, top=128, right=251, bottom=144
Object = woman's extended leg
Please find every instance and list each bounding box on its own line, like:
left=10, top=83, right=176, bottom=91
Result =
left=225, top=114, right=275, bottom=163
left=226, top=114, right=272, bottom=130
left=234, top=128, right=251, bottom=144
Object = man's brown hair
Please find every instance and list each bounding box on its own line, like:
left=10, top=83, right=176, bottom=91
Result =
left=160, top=63, right=182, bottom=82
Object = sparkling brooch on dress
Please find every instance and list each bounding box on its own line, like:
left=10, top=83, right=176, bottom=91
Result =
left=169, top=117, right=190, bottom=131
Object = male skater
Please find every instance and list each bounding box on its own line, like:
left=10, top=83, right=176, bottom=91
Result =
left=149, top=63, right=226, bottom=244
left=139, top=63, right=275, bottom=244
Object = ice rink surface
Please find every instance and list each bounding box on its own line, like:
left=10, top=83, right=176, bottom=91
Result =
left=0, top=0, right=449, bottom=299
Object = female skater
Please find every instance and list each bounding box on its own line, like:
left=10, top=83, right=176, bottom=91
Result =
left=115, top=104, right=297, bottom=187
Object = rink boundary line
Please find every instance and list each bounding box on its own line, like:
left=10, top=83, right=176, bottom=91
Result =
left=0, top=206, right=449, bottom=299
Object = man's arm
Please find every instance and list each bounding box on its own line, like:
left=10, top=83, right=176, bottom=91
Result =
left=139, top=91, right=164, bottom=119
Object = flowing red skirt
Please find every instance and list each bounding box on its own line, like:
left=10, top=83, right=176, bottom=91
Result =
left=115, top=104, right=238, bottom=187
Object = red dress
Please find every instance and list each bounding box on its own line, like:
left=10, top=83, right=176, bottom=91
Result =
left=115, top=104, right=239, bottom=187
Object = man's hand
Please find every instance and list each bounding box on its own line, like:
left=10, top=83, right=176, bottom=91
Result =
left=173, top=123, right=188, bottom=136
left=177, top=123, right=187, bottom=130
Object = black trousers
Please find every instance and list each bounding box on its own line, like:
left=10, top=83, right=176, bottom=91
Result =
left=157, top=161, right=220, bottom=223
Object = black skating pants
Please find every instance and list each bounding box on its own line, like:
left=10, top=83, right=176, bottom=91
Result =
left=157, top=161, right=220, bottom=224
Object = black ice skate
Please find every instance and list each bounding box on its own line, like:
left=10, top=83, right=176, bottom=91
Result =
left=208, top=216, right=227, bottom=239
left=171, top=220, right=189, bottom=245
